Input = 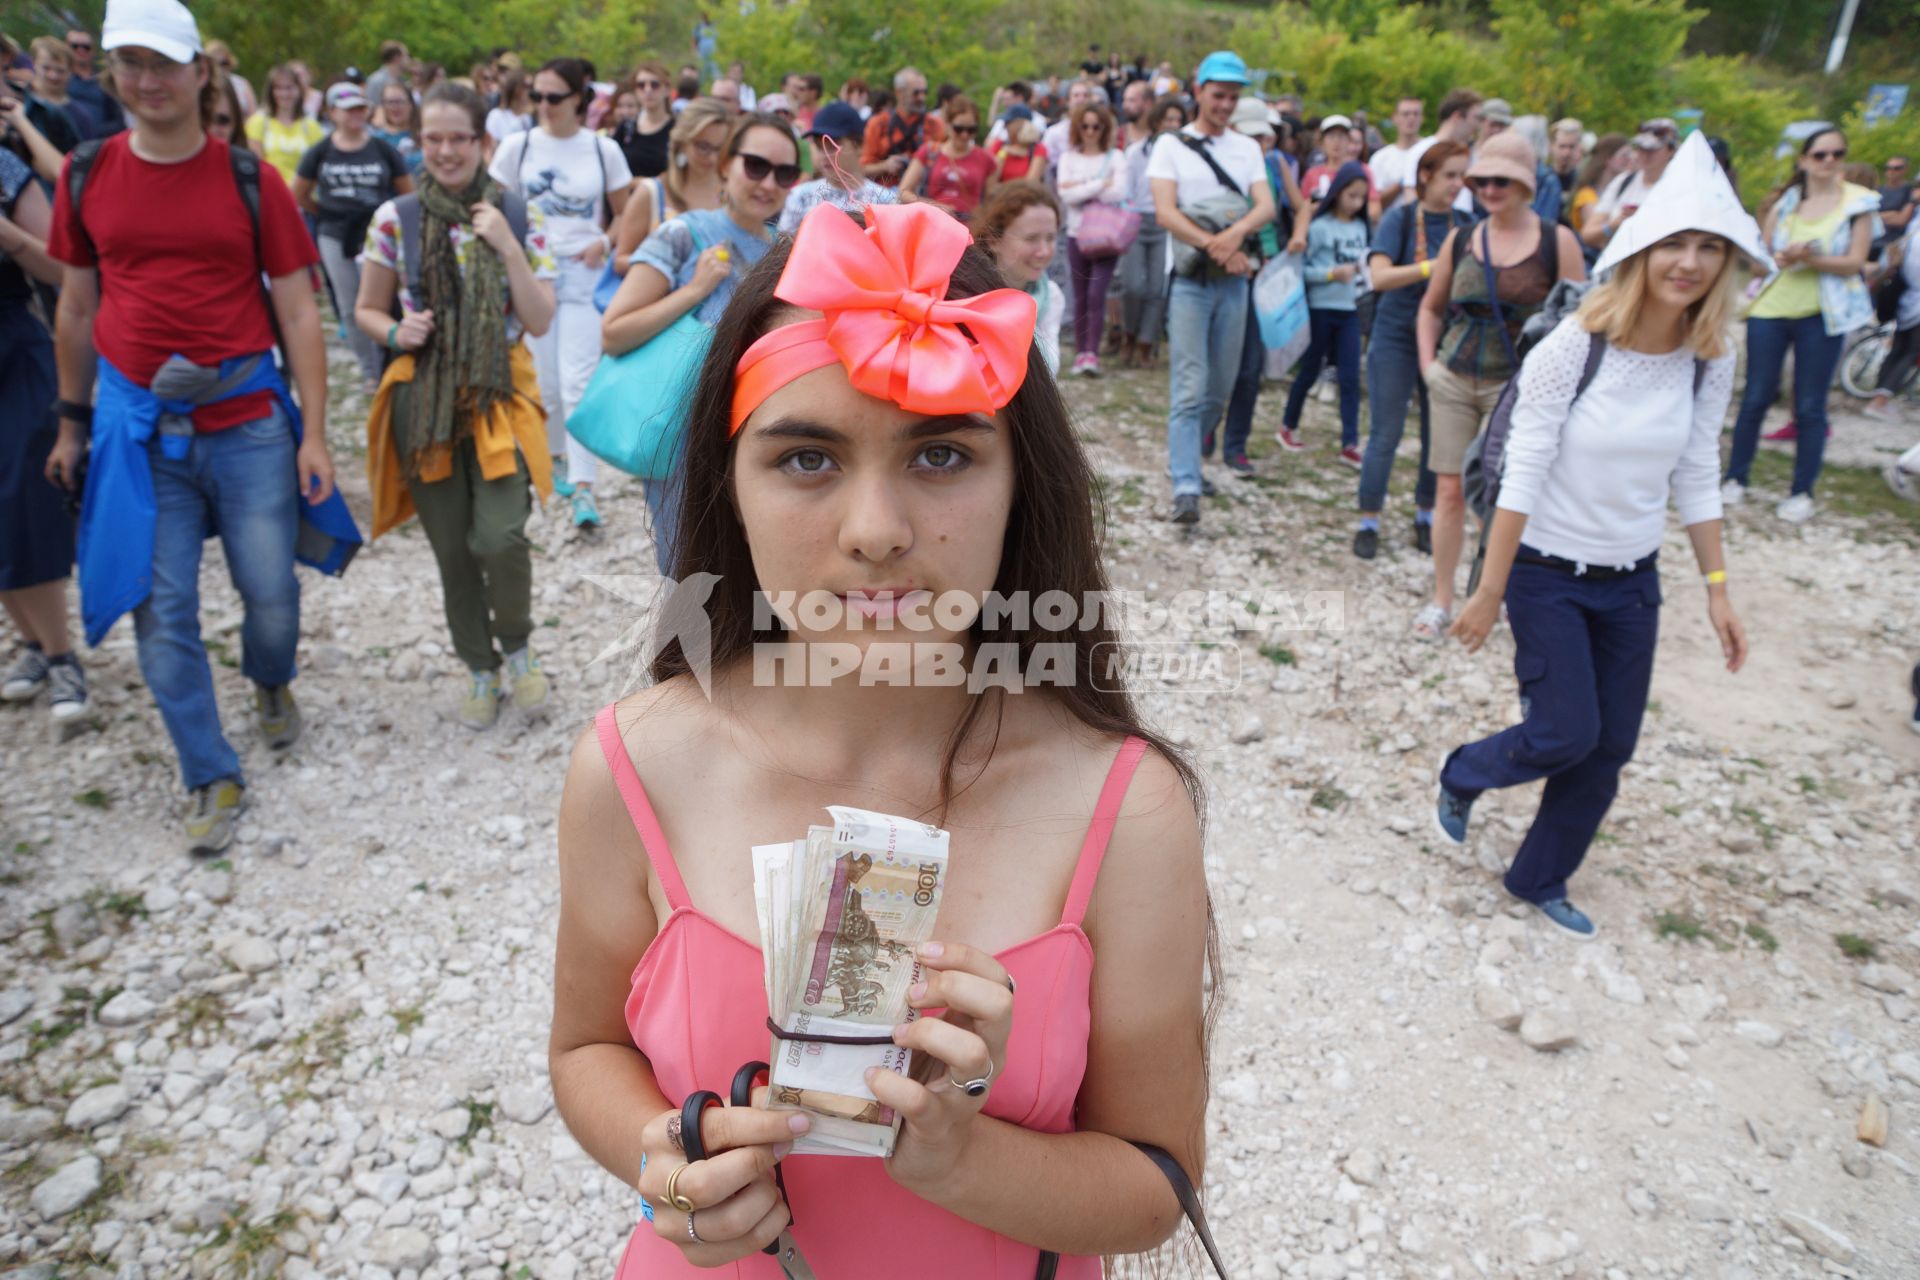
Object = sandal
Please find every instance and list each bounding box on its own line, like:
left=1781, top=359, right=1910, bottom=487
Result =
left=1412, top=603, right=1451, bottom=642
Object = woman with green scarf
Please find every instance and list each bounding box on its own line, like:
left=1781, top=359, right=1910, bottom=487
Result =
left=355, top=83, right=561, bottom=730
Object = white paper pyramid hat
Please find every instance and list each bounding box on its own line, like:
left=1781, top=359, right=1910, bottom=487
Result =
left=1593, top=131, right=1773, bottom=278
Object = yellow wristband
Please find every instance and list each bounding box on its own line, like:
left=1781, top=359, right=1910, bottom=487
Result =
left=1420, top=260, right=1432, bottom=279
left=1703, top=570, right=1727, bottom=586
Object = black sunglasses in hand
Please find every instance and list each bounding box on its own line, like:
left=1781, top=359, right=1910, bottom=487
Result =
left=738, top=152, right=802, bottom=188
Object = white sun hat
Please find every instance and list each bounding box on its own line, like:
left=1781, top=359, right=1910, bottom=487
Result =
left=1593, top=130, right=1773, bottom=278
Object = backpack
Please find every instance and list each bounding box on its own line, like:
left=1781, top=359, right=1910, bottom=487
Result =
left=1461, top=276, right=1705, bottom=594
left=65, top=136, right=286, bottom=362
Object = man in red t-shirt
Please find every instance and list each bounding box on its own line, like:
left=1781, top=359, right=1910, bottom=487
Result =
left=43, top=0, right=333, bottom=856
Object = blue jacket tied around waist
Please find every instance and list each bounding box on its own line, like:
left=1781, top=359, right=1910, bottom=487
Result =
left=78, top=354, right=362, bottom=647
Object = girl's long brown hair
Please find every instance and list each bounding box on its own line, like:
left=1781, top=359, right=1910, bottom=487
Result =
left=648, top=220, right=1222, bottom=1230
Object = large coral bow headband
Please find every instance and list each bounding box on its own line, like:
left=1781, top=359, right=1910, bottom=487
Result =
left=729, top=202, right=1037, bottom=435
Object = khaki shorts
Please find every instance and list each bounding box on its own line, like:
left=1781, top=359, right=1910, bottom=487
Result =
left=1423, top=362, right=1507, bottom=475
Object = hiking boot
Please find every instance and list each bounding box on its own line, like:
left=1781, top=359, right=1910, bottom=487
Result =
left=47, top=658, right=89, bottom=725
left=2, top=646, right=50, bottom=701
left=1352, top=526, right=1379, bottom=560
left=185, top=779, right=247, bottom=856
left=1413, top=517, right=1433, bottom=555
left=505, top=646, right=549, bottom=713
left=1225, top=452, right=1254, bottom=476
left=254, top=684, right=301, bottom=749
left=571, top=488, right=603, bottom=529
left=1533, top=897, right=1597, bottom=938
left=1170, top=494, right=1201, bottom=524
left=459, top=670, right=502, bottom=730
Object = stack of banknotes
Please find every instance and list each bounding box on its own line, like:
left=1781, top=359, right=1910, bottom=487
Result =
left=752, top=807, right=950, bottom=1157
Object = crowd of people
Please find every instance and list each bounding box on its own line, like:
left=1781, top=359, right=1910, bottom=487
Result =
left=0, top=0, right=1916, bottom=1270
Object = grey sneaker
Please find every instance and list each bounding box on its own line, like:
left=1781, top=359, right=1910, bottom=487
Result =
left=1171, top=494, right=1201, bottom=524
left=254, top=684, right=302, bottom=749
left=459, top=670, right=502, bottom=730
left=504, top=647, right=549, bottom=713
left=185, top=779, right=247, bottom=856
left=2, top=647, right=50, bottom=701
left=46, top=658, right=89, bottom=724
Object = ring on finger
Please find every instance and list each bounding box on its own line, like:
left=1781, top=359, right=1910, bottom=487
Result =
left=686, top=1209, right=704, bottom=1244
left=948, top=1057, right=996, bottom=1098
left=664, top=1163, right=696, bottom=1214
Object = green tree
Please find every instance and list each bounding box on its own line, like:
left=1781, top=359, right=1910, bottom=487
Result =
left=1490, top=0, right=1699, bottom=125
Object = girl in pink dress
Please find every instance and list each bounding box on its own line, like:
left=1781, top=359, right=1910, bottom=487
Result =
left=550, top=201, right=1214, bottom=1277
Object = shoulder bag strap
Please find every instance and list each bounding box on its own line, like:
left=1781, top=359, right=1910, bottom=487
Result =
left=226, top=144, right=287, bottom=363
left=65, top=138, right=106, bottom=262
left=1034, top=1142, right=1227, bottom=1280
left=1482, top=220, right=1519, bottom=370
left=396, top=193, right=425, bottom=303
left=1175, top=133, right=1245, bottom=199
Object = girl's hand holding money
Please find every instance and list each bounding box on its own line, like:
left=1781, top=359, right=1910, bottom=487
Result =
left=866, top=940, right=1016, bottom=1191
left=636, top=1103, right=808, bottom=1263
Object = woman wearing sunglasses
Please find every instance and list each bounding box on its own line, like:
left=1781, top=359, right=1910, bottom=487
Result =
left=1414, top=131, right=1584, bottom=642
left=490, top=57, right=634, bottom=530
left=900, top=94, right=996, bottom=223
left=612, top=98, right=731, bottom=275
left=602, top=111, right=802, bottom=571
left=1720, top=128, right=1878, bottom=525
left=610, top=61, right=675, bottom=179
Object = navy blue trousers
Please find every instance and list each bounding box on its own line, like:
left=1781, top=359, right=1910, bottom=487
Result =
left=1441, top=554, right=1660, bottom=904
left=1280, top=307, right=1361, bottom=447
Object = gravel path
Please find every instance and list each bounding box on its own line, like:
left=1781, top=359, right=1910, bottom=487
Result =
left=1, top=336, right=1916, bottom=1278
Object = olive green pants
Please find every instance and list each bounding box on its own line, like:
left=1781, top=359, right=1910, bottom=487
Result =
left=407, top=440, right=533, bottom=672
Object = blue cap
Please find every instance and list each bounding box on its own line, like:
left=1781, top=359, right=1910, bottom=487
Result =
left=1002, top=103, right=1034, bottom=122
left=1195, top=50, right=1249, bottom=87
left=807, top=99, right=865, bottom=140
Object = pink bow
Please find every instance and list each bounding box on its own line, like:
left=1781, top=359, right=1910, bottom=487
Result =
left=730, top=202, right=1036, bottom=434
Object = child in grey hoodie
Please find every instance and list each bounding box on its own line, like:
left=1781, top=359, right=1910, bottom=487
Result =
left=1279, top=161, right=1373, bottom=459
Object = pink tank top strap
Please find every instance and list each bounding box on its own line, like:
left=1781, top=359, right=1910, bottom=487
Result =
left=594, top=704, right=693, bottom=912
left=1059, top=735, right=1150, bottom=928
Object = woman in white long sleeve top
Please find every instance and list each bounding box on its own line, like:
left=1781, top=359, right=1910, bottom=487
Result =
left=1431, top=133, right=1764, bottom=939
left=1056, top=100, right=1128, bottom=377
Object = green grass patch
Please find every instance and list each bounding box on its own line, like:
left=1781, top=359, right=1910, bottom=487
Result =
left=1309, top=784, right=1348, bottom=812
left=1747, top=451, right=1920, bottom=540
left=1259, top=642, right=1296, bottom=666
left=1745, top=923, right=1779, bottom=953
left=73, top=788, right=111, bottom=810
left=454, top=1097, right=495, bottom=1153
left=1835, top=932, right=1878, bottom=960
left=1654, top=911, right=1710, bottom=943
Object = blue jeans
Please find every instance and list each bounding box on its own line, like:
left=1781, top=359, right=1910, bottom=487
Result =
left=135, top=406, right=301, bottom=790
left=1221, top=297, right=1265, bottom=459
left=1166, top=274, right=1249, bottom=497
left=1441, top=555, right=1660, bottom=904
left=1358, top=321, right=1436, bottom=513
left=643, top=473, right=681, bottom=576
left=1724, top=313, right=1843, bottom=498
left=1280, top=307, right=1361, bottom=447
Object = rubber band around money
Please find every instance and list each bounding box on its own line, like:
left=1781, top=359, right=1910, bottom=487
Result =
left=764, top=1016, right=896, bottom=1046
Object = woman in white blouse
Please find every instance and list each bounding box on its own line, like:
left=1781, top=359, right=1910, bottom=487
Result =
left=1432, top=133, right=1762, bottom=939
left=1056, top=100, right=1127, bottom=377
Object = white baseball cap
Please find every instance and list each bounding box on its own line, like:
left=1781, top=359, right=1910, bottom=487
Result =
left=103, top=0, right=202, bottom=65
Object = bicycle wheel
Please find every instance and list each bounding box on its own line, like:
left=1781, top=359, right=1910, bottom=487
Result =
left=1841, top=323, right=1893, bottom=398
